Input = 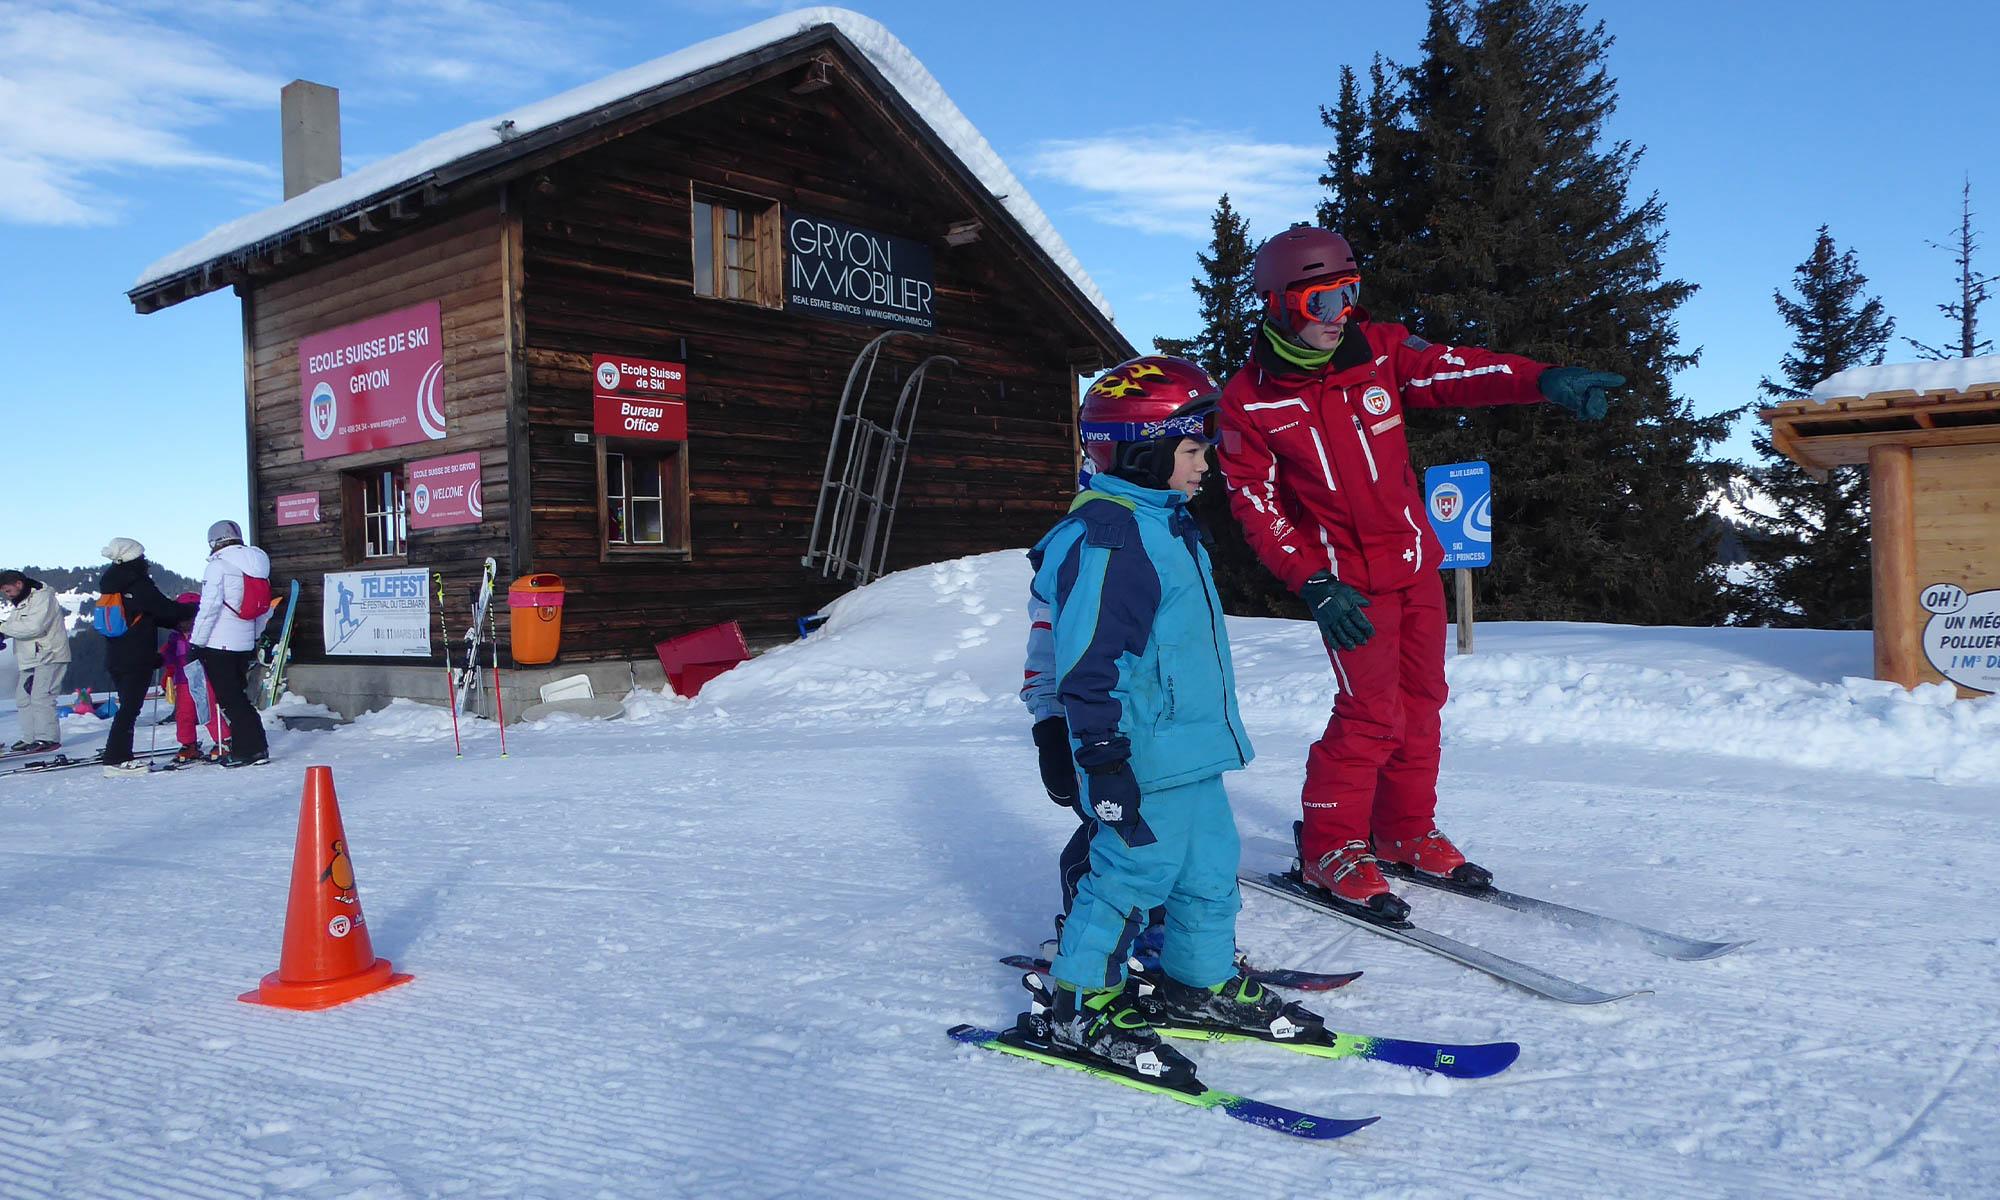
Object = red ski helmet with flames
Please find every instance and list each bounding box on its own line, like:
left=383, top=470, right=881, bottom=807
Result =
left=1079, top=356, right=1222, bottom=484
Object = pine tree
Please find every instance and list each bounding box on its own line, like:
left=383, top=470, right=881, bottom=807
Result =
left=1149, top=194, right=1285, bottom=612
left=1735, top=228, right=1894, bottom=628
left=1905, top=177, right=1993, bottom=360
left=1149, top=194, right=1258, bottom=380
left=1317, top=67, right=1365, bottom=231
left=1332, top=0, right=1732, bottom=624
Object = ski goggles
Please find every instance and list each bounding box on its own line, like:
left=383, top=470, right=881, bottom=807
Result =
left=1287, top=273, right=1362, bottom=326
left=1079, top=406, right=1219, bottom=447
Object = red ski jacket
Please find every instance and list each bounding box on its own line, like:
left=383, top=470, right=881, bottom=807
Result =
left=1217, top=318, right=1549, bottom=595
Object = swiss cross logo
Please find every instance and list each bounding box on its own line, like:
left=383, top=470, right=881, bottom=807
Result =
left=1430, top=482, right=1463, bottom=523
left=1361, top=386, right=1393, bottom=417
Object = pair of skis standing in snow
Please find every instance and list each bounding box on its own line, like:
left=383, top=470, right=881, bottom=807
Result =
left=963, top=226, right=1646, bottom=1134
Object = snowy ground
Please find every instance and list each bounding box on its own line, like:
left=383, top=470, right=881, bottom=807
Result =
left=3, top=550, right=1996, bottom=1198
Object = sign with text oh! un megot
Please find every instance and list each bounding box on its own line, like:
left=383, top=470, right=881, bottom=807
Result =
left=299, top=300, right=446, bottom=461
left=592, top=355, right=687, bottom=441
left=1424, top=461, right=1493, bottom=569
left=785, top=211, right=935, bottom=332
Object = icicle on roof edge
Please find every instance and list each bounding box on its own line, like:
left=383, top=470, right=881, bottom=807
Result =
left=133, top=6, right=1113, bottom=324
left=1809, top=354, right=2000, bottom=402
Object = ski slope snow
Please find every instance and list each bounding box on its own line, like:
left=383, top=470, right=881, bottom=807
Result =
left=2, top=550, right=1994, bottom=1198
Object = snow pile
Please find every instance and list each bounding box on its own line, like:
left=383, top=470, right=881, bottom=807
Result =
left=1810, top=352, right=2000, bottom=401
left=133, top=8, right=1111, bottom=321
left=679, top=551, right=1997, bottom=787
left=349, top=697, right=472, bottom=741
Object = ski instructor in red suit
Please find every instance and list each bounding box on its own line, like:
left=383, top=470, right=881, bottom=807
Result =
left=1216, top=224, right=1623, bottom=921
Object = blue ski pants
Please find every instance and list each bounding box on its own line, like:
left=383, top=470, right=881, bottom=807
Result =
left=1050, top=774, right=1241, bottom=992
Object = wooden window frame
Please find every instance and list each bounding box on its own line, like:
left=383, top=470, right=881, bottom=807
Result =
left=597, top=439, right=691, bottom=562
left=690, top=184, right=783, bottom=309
left=340, top=464, right=408, bottom=566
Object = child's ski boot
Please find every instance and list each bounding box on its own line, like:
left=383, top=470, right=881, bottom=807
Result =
left=1142, top=971, right=1326, bottom=1043
left=1017, top=973, right=1198, bottom=1088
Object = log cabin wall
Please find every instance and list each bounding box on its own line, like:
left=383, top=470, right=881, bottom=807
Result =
left=244, top=206, right=512, bottom=661
left=518, top=70, right=1090, bottom=659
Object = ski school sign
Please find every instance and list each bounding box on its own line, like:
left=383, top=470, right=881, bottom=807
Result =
left=592, top=355, right=688, bottom=441
left=785, top=211, right=934, bottom=331
left=407, top=451, right=483, bottom=529
left=322, top=567, right=431, bottom=658
left=299, top=301, right=447, bottom=461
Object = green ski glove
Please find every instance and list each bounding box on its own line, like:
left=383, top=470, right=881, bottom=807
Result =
left=1298, top=572, right=1374, bottom=651
left=1538, top=367, right=1626, bottom=421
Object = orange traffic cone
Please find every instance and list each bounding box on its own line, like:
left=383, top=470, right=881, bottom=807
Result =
left=239, top=766, right=413, bottom=1010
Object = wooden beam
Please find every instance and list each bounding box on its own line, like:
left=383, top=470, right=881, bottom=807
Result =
left=1785, top=423, right=2000, bottom=468
left=1869, top=443, right=1921, bottom=688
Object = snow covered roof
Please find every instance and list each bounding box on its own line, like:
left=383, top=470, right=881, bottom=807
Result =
left=132, top=7, right=1114, bottom=328
left=1809, top=354, right=2000, bottom=401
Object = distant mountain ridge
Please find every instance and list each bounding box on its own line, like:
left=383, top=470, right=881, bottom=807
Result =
left=16, top=563, right=202, bottom=597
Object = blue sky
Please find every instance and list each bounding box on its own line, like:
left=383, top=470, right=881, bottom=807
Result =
left=3, top=0, right=1996, bottom=576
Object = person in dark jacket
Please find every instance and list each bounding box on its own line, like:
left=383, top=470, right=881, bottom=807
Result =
left=97, top=538, right=195, bottom=774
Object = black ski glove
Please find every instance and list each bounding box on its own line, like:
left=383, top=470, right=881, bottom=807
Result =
left=1298, top=572, right=1374, bottom=651
left=1538, top=367, right=1626, bottom=421
left=1074, top=732, right=1154, bottom=847
left=1031, top=716, right=1078, bottom=808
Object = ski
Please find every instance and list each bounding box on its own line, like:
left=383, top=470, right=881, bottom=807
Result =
left=1152, top=1022, right=1518, bottom=1079
left=946, top=1024, right=1380, bottom=1141
left=455, top=558, right=498, bottom=717
left=1241, top=872, right=1647, bottom=1006
left=1376, top=863, right=1750, bottom=962
left=258, top=580, right=302, bottom=710
left=2, top=748, right=175, bottom=779
left=999, top=954, right=1360, bottom=993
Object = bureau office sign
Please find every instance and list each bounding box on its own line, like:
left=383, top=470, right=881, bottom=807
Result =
left=785, top=211, right=935, bottom=331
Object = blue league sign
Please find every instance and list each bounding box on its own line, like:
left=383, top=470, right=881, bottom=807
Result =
left=1423, top=461, right=1493, bottom=569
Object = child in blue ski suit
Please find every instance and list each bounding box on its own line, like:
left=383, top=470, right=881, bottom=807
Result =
left=1017, top=356, right=1323, bottom=1079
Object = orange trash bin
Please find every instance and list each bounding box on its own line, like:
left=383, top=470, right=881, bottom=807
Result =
left=508, top=574, right=565, bottom=665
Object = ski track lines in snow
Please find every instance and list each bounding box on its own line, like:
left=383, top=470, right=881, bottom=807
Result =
left=3, top=551, right=1997, bottom=1197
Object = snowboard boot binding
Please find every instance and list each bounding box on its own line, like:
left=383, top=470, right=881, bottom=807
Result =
left=1374, top=828, right=1493, bottom=892
left=1142, top=971, right=1326, bottom=1043
left=1018, top=973, right=1198, bottom=1089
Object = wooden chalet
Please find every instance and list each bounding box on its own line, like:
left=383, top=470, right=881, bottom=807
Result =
left=128, top=11, right=1132, bottom=717
left=1760, top=356, right=2000, bottom=697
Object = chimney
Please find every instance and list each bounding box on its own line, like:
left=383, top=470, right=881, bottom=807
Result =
left=281, top=80, right=341, bottom=200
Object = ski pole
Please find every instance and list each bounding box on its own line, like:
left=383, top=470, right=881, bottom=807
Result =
left=488, top=585, right=507, bottom=759
left=434, top=572, right=462, bottom=757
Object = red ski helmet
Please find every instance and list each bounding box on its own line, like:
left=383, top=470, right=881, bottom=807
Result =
left=1079, top=356, right=1222, bottom=485
left=1253, top=225, right=1361, bottom=332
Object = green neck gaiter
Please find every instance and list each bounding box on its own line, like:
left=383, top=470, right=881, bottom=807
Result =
left=1261, top=320, right=1336, bottom=372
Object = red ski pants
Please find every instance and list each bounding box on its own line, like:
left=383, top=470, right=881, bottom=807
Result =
left=1298, top=570, right=1448, bottom=866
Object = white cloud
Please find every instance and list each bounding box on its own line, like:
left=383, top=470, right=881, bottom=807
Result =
left=1027, top=125, right=1325, bottom=241
left=0, top=3, right=278, bottom=224
left=0, top=0, right=609, bottom=226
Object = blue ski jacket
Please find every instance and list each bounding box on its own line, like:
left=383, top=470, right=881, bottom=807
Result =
left=1026, top=472, right=1253, bottom=791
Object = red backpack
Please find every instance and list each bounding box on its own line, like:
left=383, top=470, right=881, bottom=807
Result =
left=227, top=574, right=272, bottom=619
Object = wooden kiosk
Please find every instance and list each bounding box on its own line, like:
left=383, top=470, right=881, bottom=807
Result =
left=1760, top=357, right=2000, bottom=696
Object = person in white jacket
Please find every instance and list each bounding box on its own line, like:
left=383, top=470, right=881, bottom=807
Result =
left=192, top=520, right=273, bottom=766
left=0, top=570, right=72, bottom=753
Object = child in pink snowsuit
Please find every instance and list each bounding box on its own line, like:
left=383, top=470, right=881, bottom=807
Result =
left=162, top=593, right=227, bottom=764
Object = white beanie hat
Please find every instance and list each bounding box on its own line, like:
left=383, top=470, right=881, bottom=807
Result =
left=102, top=537, right=146, bottom=563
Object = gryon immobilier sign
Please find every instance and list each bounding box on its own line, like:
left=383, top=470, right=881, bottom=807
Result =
left=785, top=210, right=934, bottom=332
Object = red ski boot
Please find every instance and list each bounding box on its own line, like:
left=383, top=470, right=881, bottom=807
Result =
left=1373, top=829, right=1494, bottom=892
left=1298, top=840, right=1411, bottom=923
